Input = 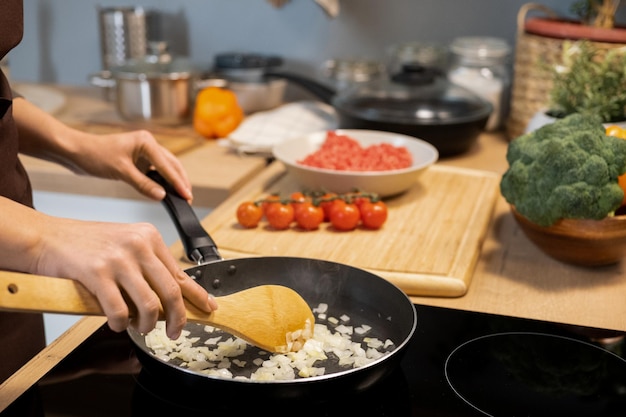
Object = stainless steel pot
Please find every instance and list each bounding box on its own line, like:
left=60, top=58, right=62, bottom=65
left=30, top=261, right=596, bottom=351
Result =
left=90, top=46, right=211, bottom=125
left=213, top=52, right=286, bottom=114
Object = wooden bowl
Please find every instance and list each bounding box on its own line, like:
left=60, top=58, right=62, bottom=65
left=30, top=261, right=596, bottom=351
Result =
left=511, top=206, right=626, bottom=266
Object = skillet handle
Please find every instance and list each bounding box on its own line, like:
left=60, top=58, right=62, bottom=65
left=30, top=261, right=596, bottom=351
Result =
left=147, top=170, right=222, bottom=264
left=264, top=70, right=336, bottom=104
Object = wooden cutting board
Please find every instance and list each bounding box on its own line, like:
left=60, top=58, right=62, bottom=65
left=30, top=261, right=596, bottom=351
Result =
left=191, top=162, right=500, bottom=297
left=68, top=122, right=205, bottom=156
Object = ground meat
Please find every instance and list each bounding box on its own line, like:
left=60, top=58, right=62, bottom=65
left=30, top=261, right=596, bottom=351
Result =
left=297, top=131, right=413, bottom=171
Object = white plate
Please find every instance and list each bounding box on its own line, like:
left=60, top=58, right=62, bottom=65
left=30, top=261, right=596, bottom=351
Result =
left=272, top=129, right=439, bottom=197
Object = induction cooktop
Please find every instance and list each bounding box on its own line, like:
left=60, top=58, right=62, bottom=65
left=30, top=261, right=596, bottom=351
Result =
left=3, top=304, right=626, bottom=417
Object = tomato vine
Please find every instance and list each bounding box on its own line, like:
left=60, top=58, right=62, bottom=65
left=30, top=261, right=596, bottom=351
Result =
left=235, top=190, right=388, bottom=231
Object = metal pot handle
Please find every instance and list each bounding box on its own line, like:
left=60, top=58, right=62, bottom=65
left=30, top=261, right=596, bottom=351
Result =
left=194, top=76, right=229, bottom=91
left=147, top=170, right=222, bottom=265
left=88, top=70, right=116, bottom=88
left=191, top=75, right=229, bottom=104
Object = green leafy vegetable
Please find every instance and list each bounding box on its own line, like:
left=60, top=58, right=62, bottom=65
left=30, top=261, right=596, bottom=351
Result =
left=500, top=113, right=626, bottom=226
left=547, top=40, right=626, bottom=123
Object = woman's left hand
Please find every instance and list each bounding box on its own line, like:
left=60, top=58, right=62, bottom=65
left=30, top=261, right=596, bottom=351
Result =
left=65, top=129, right=193, bottom=202
left=13, top=97, right=193, bottom=202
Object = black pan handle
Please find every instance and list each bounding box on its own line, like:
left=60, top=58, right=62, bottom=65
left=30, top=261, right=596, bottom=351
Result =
left=147, top=170, right=222, bottom=265
left=264, top=70, right=336, bottom=104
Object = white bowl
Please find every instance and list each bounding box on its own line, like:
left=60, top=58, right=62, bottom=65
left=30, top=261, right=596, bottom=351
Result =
left=272, top=129, right=439, bottom=197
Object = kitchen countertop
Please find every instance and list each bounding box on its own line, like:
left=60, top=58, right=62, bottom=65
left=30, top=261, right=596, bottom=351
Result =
left=168, top=147, right=626, bottom=333
left=3, top=83, right=626, bottom=410
left=19, top=84, right=626, bottom=331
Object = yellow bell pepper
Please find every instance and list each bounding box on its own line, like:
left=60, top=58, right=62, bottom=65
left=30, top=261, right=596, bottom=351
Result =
left=193, top=87, right=244, bottom=139
left=606, top=124, right=626, bottom=206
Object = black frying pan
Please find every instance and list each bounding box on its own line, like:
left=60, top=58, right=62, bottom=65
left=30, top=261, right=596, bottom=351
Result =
left=264, top=68, right=491, bottom=157
left=127, top=171, right=417, bottom=400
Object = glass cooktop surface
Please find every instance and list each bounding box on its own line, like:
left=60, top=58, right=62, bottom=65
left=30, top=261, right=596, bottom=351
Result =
left=3, top=304, right=626, bottom=417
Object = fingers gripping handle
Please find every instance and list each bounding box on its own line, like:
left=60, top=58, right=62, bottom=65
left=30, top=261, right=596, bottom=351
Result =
left=147, top=170, right=222, bottom=264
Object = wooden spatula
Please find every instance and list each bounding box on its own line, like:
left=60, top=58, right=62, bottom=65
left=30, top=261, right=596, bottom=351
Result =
left=0, top=270, right=315, bottom=353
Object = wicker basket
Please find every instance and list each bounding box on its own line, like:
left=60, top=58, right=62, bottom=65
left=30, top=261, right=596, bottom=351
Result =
left=506, top=3, right=626, bottom=140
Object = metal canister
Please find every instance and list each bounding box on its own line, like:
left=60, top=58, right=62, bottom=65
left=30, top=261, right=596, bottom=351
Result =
left=97, top=6, right=148, bottom=71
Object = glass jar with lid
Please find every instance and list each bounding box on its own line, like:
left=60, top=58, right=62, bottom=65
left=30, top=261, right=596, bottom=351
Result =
left=320, top=58, right=386, bottom=91
left=448, top=36, right=512, bottom=131
left=386, top=41, right=449, bottom=75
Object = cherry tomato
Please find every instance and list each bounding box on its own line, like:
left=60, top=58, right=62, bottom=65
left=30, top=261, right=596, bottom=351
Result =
left=360, top=200, right=388, bottom=229
left=265, top=202, right=295, bottom=230
left=290, top=191, right=311, bottom=217
left=290, top=191, right=307, bottom=202
left=295, top=202, right=324, bottom=230
left=236, top=201, right=263, bottom=228
left=353, top=195, right=371, bottom=210
left=262, top=194, right=281, bottom=216
left=329, top=200, right=360, bottom=231
left=327, top=198, right=346, bottom=220
left=318, top=193, right=338, bottom=221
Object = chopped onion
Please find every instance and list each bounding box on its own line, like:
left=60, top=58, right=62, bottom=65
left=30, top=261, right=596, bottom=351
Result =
left=335, top=324, right=353, bottom=335
left=144, top=302, right=396, bottom=381
left=312, top=303, right=328, bottom=314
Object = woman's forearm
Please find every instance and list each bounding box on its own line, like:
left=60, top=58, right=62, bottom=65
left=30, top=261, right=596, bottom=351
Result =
left=12, top=96, right=84, bottom=171
left=0, top=195, right=47, bottom=273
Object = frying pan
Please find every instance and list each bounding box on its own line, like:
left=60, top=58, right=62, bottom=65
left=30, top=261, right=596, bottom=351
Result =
left=127, top=171, right=417, bottom=400
left=264, top=66, right=492, bottom=157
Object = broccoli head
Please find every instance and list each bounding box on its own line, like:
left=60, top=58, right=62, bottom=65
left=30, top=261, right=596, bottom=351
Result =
left=500, top=113, right=626, bottom=226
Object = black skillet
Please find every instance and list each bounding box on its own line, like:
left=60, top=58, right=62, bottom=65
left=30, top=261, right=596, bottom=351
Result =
left=211, top=52, right=491, bottom=157
left=127, top=171, right=417, bottom=400
left=264, top=64, right=492, bottom=157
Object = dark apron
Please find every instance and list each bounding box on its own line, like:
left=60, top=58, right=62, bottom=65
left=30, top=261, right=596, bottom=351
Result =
left=0, top=0, right=46, bottom=385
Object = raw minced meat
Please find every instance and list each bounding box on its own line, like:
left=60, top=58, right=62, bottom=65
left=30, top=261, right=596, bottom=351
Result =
left=297, top=131, right=413, bottom=171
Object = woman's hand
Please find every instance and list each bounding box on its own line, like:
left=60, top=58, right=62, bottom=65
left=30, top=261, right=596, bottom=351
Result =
left=13, top=97, right=193, bottom=202
left=63, top=129, right=194, bottom=202
left=37, top=217, right=217, bottom=339
left=0, top=197, right=217, bottom=339
left=8, top=97, right=217, bottom=338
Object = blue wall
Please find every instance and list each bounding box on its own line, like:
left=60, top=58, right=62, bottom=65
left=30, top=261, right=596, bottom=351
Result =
left=8, top=0, right=589, bottom=87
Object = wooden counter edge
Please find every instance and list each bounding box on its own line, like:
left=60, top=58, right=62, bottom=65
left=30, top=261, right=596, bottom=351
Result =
left=0, top=316, right=107, bottom=412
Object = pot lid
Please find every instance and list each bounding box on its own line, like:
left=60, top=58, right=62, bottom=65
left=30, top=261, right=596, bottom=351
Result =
left=214, top=53, right=283, bottom=70
left=333, top=64, right=493, bottom=125
left=214, top=53, right=283, bottom=83
left=111, top=43, right=200, bottom=80
left=450, top=36, right=511, bottom=60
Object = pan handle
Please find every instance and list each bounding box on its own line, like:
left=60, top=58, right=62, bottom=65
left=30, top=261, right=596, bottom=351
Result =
left=264, top=70, right=336, bottom=104
left=147, top=170, right=222, bottom=264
